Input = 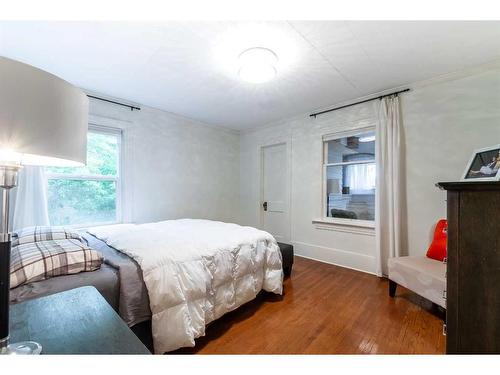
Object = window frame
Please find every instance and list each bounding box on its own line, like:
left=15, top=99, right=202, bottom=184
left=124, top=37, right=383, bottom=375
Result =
left=319, top=126, right=376, bottom=229
left=45, top=124, right=123, bottom=228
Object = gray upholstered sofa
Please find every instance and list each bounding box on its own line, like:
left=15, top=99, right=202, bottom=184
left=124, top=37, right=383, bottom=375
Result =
left=388, top=256, right=446, bottom=309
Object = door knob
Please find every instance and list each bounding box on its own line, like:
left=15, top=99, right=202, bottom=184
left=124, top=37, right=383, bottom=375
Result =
left=263, top=201, right=268, bottom=211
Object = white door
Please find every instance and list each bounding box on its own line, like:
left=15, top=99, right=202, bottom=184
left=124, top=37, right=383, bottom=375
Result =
left=261, top=143, right=289, bottom=243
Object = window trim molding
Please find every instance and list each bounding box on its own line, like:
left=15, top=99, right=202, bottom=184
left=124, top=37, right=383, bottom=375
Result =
left=321, top=126, right=376, bottom=229
left=44, top=173, right=118, bottom=181
left=45, top=125, right=123, bottom=227
left=312, top=217, right=375, bottom=236
left=322, top=125, right=376, bottom=142
left=324, top=159, right=375, bottom=167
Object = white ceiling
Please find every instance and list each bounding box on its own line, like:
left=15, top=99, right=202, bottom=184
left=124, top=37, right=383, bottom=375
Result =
left=1, top=21, right=500, bottom=131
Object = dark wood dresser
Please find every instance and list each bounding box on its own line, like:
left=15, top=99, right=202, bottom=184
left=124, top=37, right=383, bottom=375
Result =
left=438, top=181, right=500, bottom=354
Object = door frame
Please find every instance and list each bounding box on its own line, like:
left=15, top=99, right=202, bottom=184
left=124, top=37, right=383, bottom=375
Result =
left=259, top=141, right=292, bottom=243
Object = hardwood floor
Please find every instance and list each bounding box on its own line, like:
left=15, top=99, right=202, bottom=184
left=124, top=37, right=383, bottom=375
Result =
left=172, top=256, right=446, bottom=354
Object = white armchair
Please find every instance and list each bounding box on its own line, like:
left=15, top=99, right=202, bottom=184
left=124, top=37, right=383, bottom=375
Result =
left=388, top=256, right=446, bottom=309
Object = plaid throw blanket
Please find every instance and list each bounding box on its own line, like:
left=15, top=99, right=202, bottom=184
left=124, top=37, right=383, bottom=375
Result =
left=10, top=238, right=103, bottom=289
left=12, top=226, right=84, bottom=247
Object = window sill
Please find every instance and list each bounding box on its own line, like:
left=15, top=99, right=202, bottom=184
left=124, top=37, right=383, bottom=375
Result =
left=312, top=218, right=375, bottom=236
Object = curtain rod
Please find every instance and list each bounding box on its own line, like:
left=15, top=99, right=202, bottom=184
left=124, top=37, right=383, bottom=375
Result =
left=310, top=88, right=410, bottom=118
left=87, top=95, right=141, bottom=111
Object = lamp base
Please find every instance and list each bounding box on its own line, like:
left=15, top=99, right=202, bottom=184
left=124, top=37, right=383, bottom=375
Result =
left=1, top=169, right=36, bottom=355
left=1, top=341, right=42, bottom=355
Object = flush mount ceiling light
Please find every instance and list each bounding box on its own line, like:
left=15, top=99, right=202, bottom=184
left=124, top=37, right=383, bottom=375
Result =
left=238, top=47, right=278, bottom=84
left=213, top=24, right=297, bottom=83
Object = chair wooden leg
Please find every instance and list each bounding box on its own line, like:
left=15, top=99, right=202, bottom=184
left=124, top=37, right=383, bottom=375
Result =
left=389, top=280, right=397, bottom=297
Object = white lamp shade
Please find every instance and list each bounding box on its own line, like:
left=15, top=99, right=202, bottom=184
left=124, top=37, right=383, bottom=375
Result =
left=0, top=57, right=88, bottom=167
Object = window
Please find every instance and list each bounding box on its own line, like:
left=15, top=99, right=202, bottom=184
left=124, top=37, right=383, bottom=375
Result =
left=45, top=126, right=122, bottom=226
left=323, top=129, right=375, bottom=224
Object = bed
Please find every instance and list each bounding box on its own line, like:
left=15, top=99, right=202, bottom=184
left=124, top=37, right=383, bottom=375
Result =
left=10, top=219, right=283, bottom=353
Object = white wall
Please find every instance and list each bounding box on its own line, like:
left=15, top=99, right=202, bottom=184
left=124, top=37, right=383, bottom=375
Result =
left=6, top=64, right=499, bottom=275
left=88, top=99, right=240, bottom=225
left=403, top=66, right=500, bottom=256
left=239, top=64, right=500, bottom=274
left=240, top=102, right=379, bottom=274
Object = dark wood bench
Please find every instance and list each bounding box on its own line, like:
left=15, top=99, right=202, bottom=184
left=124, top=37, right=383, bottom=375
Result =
left=277, top=242, right=294, bottom=277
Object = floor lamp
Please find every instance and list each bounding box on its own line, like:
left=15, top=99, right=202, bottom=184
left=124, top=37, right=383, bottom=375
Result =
left=0, top=56, right=88, bottom=354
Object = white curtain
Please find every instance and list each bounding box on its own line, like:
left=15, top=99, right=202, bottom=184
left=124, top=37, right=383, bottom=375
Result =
left=345, top=163, right=376, bottom=194
left=375, top=95, right=404, bottom=276
left=12, top=166, right=50, bottom=230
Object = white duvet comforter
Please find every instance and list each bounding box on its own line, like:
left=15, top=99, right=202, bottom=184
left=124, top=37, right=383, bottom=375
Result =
left=88, top=219, right=283, bottom=353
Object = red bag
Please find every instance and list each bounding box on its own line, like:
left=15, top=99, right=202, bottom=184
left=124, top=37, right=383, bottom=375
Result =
left=426, top=219, right=447, bottom=262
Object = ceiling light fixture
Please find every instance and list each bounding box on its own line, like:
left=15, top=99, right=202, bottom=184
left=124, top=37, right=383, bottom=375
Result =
left=238, top=47, right=278, bottom=84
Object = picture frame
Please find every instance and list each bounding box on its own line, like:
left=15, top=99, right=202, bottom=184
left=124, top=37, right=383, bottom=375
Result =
left=461, top=145, right=500, bottom=181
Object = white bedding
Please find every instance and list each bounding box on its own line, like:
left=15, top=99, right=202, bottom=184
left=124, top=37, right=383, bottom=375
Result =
left=88, top=219, right=283, bottom=353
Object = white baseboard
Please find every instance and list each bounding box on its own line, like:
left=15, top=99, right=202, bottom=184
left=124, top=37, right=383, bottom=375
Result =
left=291, top=240, right=377, bottom=276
